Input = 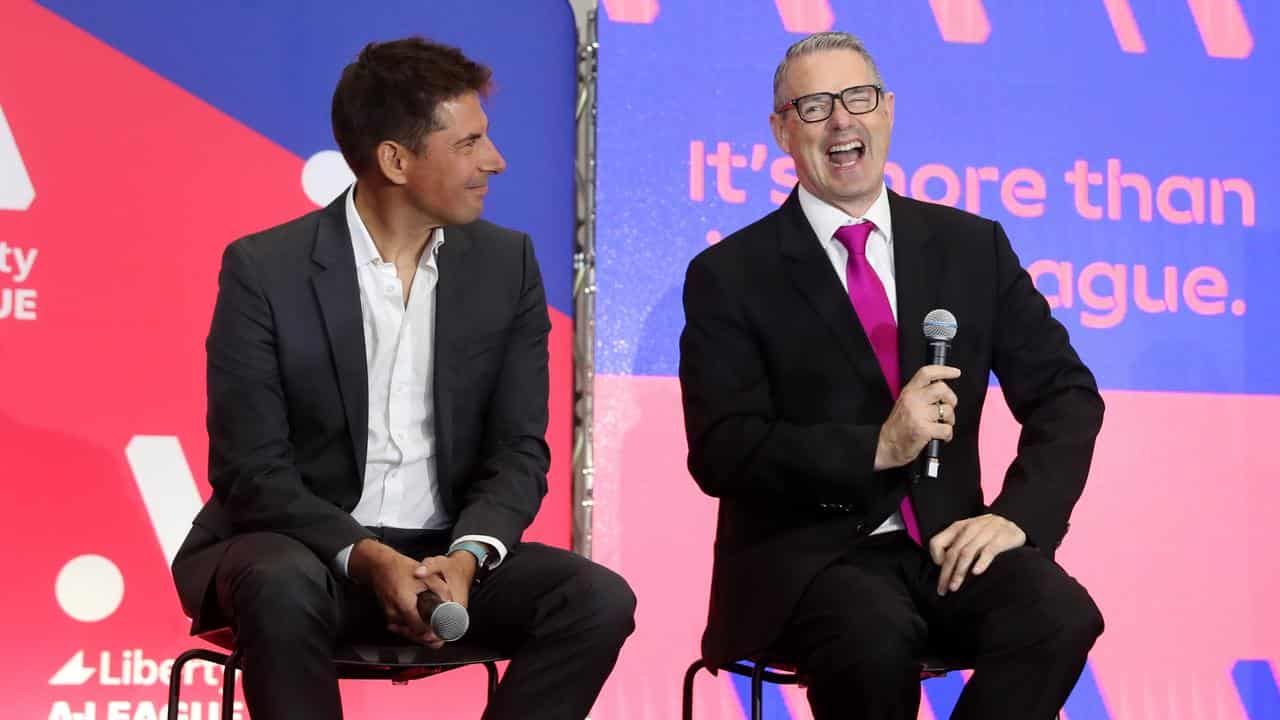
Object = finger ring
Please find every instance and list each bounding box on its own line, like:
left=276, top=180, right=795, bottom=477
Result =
left=937, top=403, right=946, bottom=422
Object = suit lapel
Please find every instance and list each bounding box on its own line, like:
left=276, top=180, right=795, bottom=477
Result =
left=888, top=190, right=940, bottom=387
left=310, top=194, right=369, bottom=476
left=431, top=223, right=473, bottom=508
left=778, top=189, right=894, bottom=405
left=888, top=191, right=947, bottom=526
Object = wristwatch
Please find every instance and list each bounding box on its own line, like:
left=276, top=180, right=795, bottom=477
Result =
left=450, top=540, right=491, bottom=570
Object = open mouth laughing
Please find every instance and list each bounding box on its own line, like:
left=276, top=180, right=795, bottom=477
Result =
left=827, top=138, right=865, bottom=168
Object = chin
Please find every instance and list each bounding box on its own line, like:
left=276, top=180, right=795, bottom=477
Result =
left=839, top=178, right=878, bottom=199
left=447, top=206, right=485, bottom=226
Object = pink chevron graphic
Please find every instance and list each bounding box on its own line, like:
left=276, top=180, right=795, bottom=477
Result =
left=927, top=0, right=991, bottom=44
left=774, top=0, right=834, bottom=34
left=1101, top=0, right=1147, bottom=53
left=597, top=1, right=1253, bottom=61
left=601, top=0, right=660, bottom=24
left=1101, top=0, right=1252, bottom=59
left=1186, top=0, right=1254, bottom=59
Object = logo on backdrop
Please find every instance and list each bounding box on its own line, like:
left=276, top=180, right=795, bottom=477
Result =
left=0, top=104, right=39, bottom=321
left=601, top=0, right=1254, bottom=59
left=0, top=104, right=34, bottom=211
left=44, top=437, right=241, bottom=720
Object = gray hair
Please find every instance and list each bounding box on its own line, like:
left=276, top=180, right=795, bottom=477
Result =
left=772, top=31, right=884, bottom=111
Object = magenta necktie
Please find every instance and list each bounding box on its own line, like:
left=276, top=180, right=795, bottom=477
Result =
left=833, top=222, right=922, bottom=545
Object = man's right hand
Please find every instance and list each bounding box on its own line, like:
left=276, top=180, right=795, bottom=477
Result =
left=874, top=365, right=961, bottom=470
left=347, top=538, right=447, bottom=648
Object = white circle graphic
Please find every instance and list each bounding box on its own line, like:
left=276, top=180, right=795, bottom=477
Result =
left=301, top=150, right=355, bottom=207
left=55, top=554, right=124, bottom=622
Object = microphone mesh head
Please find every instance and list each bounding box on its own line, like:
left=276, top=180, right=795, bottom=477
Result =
left=922, top=309, right=958, bottom=341
left=431, top=601, right=470, bottom=642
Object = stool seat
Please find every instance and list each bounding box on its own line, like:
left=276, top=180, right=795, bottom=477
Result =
left=682, top=654, right=973, bottom=720
left=333, top=641, right=508, bottom=681
left=168, top=626, right=508, bottom=719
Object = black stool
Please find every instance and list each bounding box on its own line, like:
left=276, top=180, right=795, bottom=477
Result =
left=681, top=655, right=967, bottom=720
left=167, top=627, right=507, bottom=720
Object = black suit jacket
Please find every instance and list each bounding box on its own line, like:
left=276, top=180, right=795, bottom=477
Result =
left=679, top=188, right=1104, bottom=668
left=172, top=193, right=551, bottom=632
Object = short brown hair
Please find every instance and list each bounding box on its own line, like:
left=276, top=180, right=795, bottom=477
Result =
left=331, top=37, right=493, bottom=176
left=773, top=31, right=883, bottom=111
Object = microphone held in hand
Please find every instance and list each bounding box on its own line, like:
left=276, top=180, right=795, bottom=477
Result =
left=417, top=590, right=470, bottom=642
left=922, top=309, right=958, bottom=479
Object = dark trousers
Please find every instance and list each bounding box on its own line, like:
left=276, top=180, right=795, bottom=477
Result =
left=211, top=528, right=636, bottom=720
left=772, top=531, right=1102, bottom=720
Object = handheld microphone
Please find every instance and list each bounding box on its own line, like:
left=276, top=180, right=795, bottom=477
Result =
left=416, top=590, right=470, bottom=642
left=922, top=309, right=958, bottom=479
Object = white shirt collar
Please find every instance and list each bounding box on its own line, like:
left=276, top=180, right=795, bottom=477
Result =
left=344, top=183, right=445, bottom=268
left=797, top=182, right=893, bottom=248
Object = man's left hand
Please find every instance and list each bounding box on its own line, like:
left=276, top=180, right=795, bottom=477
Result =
left=414, top=551, right=479, bottom=608
left=928, top=514, right=1026, bottom=595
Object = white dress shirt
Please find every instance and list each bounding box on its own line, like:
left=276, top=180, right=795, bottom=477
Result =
left=335, top=185, right=506, bottom=574
left=796, top=182, right=905, bottom=535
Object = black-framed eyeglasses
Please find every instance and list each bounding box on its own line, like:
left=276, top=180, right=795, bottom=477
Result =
left=779, top=84, right=883, bottom=123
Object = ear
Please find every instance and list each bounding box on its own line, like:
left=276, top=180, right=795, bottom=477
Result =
left=769, top=111, right=791, bottom=155
left=374, top=140, right=411, bottom=185
left=882, top=90, right=895, bottom=132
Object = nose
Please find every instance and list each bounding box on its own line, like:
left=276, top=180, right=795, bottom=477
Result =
left=827, top=100, right=857, bottom=129
left=482, top=136, right=507, bottom=175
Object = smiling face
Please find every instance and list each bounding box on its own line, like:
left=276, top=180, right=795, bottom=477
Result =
left=770, top=48, right=894, bottom=217
left=399, top=91, right=506, bottom=226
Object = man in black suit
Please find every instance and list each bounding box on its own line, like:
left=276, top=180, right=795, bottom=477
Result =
left=679, top=31, right=1104, bottom=719
left=171, top=38, right=634, bottom=720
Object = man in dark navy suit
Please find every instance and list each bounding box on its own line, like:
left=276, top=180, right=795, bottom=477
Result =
left=680, top=31, right=1105, bottom=719
left=171, top=37, right=634, bottom=720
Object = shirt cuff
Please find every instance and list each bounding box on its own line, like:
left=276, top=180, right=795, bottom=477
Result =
left=334, top=543, right=355, bottom=578
left=450, top=534, right=508, bottom=569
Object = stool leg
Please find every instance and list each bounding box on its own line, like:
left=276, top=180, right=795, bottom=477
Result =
left=681, top=660, right=705, bottom=720
left=484, top=661, right=499, bottom=700
left=168, top=649, right=231, bottom=720
left=221, top=650, right=240, bottom=720
left=751, top=664, right=765, bottom=720
left=167, top=652, right=190, bottom=720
